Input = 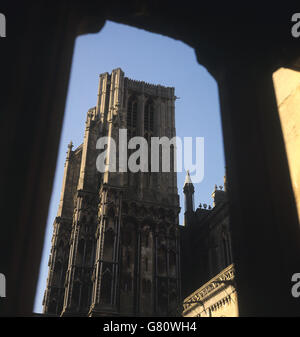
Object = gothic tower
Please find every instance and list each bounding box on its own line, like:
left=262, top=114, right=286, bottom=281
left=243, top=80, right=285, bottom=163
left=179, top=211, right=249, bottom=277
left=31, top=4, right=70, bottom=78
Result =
left=43, top=68, right=181, bottom=316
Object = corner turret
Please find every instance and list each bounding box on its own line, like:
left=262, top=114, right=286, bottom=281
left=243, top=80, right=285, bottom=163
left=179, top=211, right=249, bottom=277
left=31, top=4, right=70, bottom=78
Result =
left=183, top=170, right=195, bottom=225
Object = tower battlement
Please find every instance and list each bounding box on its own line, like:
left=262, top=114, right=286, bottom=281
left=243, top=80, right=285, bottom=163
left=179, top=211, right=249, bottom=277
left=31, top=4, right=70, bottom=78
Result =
left=125, top=77, right=174, bottom=98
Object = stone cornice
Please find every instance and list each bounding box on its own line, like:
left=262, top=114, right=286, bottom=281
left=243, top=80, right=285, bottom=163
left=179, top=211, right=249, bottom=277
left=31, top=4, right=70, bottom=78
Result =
left=183, top=264, right=235, bottom=313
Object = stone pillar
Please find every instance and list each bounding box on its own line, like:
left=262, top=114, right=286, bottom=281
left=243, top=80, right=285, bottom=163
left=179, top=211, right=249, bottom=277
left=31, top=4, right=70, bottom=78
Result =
left=137, top=93, right=145, bottom=137
left=43, top=216, right=71, bottom=315
left=134, top=226, right=142, bottom=314
left=170, top=97, right=177, bottom=195
left=57, top=141, right=73, bottom=217
left=166, top=98, right=172, bottom=190
left=112, top=192, right=122, bottom=308
left=138, top=93, right=147, bottom=190
left=97, top=72, right=110, bottom=122
left=155, top=97, right=163, bottom=189
left=77, top=113, right=92, bottom=190
left=216, top=59, right=300, bottom=316
left=61, top=197, right=81, bottom=313
left=89, top=187, right=121, bottom=316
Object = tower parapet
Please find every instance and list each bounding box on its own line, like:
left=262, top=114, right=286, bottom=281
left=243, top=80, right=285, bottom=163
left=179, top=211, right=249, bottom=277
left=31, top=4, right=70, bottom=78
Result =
left=125, top=77, right=174, bottom=99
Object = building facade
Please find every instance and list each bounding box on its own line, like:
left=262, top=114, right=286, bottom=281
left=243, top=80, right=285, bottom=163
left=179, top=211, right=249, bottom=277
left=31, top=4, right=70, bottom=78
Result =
left=182, top=264, right=238, bottom=317
left=181, top=172, right=238, bottom=317
left=43, top=68, right=181, bottom=316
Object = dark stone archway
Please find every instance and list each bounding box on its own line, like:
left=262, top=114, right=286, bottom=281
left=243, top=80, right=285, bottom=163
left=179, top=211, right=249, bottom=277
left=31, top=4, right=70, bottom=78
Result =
left=0, top=1, right=299, bottom=316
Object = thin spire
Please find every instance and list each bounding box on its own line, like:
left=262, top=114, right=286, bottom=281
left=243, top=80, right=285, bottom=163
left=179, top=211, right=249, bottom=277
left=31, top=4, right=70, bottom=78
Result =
left=68, top=141, right=73, bottom=150
left=184, top=170, right=193, bottom=185
left=66, top=141, right=73, bottom=162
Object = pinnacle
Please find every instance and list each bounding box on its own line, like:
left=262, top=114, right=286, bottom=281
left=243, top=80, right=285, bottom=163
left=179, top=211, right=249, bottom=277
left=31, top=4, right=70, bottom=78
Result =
left=184, top=170, right=193, bottom=185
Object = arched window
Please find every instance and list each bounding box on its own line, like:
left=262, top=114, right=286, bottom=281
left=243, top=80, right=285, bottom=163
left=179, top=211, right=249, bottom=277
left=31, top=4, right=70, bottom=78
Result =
left=85, top=240, right=93, bottom=266
left=146, top=280, right=151, bottom=293
left=101, top=269, right=112, bottom=304
left=169, top=250, right=176, bottom=275
left=121, top=273, right=132, bottom=292
left=80, top=283, right=90, bottom=310
left=103, top=228, right=114, bottom=261
left=127, top=96, right=138, bottom=179
left=127, top=251, right=131, bottom=268
left=142, top=278, right=151, bottom=293
left=53, top=261, right=62, bottom=286
left=144, top=232, right=149, bottom=247
left=144, top=98, right=154, bottom=134
left=169, top=291, right=177, bottom=311
left=144, top=98, right=154, bottom=177
left=127, top=95, right=137, bottom=130
left=57, top=239, right=64, bottom=257
left=77, top=239, right=85, bottom=266
left=222, top=230, right=231, bottom=267
left=158, top=279, right=168, bottom=314
left=72, top=281, right=81, bottom=309
left=170, top=144, right=175, bottom=173
left=124, top=274, right=132, bottom=292
left=158, top=246, right=167, bottom=274
left=123, top=229, right=132, bottom=246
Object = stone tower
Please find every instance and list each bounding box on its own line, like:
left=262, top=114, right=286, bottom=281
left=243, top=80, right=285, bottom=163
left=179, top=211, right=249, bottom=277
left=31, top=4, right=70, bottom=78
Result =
left=43, top=68, right=181, bottom=316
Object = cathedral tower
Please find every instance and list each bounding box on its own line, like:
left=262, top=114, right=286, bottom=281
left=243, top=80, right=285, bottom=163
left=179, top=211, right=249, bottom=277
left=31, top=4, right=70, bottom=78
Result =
left=43, top=68, right=181, bottom=316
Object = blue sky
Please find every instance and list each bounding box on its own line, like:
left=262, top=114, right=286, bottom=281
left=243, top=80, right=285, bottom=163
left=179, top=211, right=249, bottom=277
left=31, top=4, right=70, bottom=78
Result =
left=34, top=21, right=225, bottom=313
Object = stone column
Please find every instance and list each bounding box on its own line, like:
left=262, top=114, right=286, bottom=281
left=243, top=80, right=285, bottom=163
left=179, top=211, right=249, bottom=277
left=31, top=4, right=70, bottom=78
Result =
left=96, top=72, right=110, bottom=121
left=137, top=93, right=146, bottom=190
left=57, top=141, right=73, bottom=217
left=134, top=225, right=142, bottom=314
left=137, top=93, right=145, bottom=137
left=61, top=206, right=80, bottom=313
left=170, top=97, right=177, bottom=195
left=155, top=97, right=163, bottom=189
left=216, top=58, right=300, bottom=316
left=112, top=192, right=122, bottom=308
